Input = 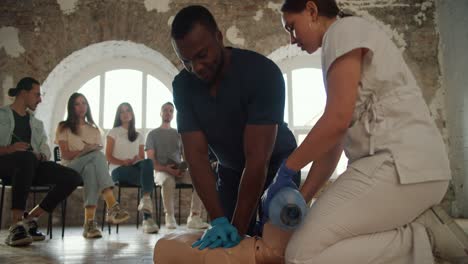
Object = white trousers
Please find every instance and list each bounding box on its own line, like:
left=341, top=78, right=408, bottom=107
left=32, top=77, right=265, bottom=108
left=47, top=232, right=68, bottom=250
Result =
left=285, top=154, right=449, bottom=264
left=155, top=171, right=203, bottom=217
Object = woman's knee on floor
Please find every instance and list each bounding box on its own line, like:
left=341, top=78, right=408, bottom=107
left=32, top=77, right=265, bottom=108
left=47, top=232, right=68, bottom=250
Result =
left=285, top=221, right=343, bottom=263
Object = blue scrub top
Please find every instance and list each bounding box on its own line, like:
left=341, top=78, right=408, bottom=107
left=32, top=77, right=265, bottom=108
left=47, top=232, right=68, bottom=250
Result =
left=173, top=48, right=297, bottom=172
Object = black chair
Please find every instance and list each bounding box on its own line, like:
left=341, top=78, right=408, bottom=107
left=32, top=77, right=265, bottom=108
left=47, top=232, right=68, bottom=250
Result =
left=53, top=146, right=73, bottom=238
left=0, top=176, right=54, bottom=239
left=155, top=183, right=162, bottom=227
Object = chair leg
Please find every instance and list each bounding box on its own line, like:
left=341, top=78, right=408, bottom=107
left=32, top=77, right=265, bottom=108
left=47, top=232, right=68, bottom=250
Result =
left=159, top=188, right=162, bottom=227
left=61, top=199, right=67, bottom=239
left=116, top=186, right=121, bottom=234
left=178, top=189, right=181, bottom=225
left=153, top=187, right=158, bottom=226
left=107, top=201, right=111, bottom=234
left=136, top=187, right=140, bottom=229
left=1, top=184, right=5, bottom=229
left=101, top=202, right=106, bottom=232
left=48, top=211, right=53, bottom=239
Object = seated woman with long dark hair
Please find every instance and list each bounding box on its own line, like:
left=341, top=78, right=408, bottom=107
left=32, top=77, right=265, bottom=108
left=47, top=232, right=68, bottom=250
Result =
left=55, top=93, right=129, bottom=239
left=106, top=102, right=159, bottom=234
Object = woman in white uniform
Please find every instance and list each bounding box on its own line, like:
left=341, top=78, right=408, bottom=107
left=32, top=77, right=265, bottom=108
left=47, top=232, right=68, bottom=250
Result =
left=263, top=0, right=468, bottom=263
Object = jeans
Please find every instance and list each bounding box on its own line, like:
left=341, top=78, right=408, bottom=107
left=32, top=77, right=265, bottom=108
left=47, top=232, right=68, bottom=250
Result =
left=111, top=159, right=154, bottom=197
left=67, top=151, right=114, bottom=206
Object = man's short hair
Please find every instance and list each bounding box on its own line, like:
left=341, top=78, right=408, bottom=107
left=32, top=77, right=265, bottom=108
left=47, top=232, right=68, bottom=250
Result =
left=161, top=102, right=174, bottom=110
left=171, top=5, right=218, bottom=40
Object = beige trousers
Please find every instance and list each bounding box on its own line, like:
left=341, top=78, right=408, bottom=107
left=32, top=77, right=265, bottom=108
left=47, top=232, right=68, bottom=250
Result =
left=285, top=154, right=449, bottom=264
left=155, top=171, right=203, bottom=217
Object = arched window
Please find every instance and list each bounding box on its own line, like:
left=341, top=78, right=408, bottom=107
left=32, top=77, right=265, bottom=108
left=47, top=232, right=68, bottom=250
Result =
left=272, top=48, right=348, bottom=179
left=73, top=69, right=175, bottom=136
left=38, top=41, right=179, bottom=147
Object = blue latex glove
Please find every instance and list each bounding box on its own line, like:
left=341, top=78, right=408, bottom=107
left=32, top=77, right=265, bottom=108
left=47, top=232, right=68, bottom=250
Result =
left=192, top=217, right=241, bottom=250
left=261, top=160, right=298, bottom=222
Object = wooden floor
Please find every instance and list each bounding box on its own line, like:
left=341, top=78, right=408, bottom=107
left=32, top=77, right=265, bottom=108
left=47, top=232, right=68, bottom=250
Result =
left=0, top=224, right=187, bottom=264
left=1, top=222, right=464, bottom=264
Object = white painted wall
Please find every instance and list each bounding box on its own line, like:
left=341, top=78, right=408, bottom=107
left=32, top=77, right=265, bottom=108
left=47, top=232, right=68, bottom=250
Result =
left=436, top=0, right=468, bottom=217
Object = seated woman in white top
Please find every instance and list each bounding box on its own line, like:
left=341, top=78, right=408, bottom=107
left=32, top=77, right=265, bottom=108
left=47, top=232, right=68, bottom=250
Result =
left=106, top=102, right=159, bottom=234
left=55, top=93, right=130, bottom=239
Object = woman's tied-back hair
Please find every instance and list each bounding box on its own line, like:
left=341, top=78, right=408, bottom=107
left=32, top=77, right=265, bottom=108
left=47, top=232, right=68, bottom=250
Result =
left=58, top=92, right=97, bottom=135
left=113, top=102, right=139, bottom=142
left=171, top=5, right=219, bottom=40
left=8, top=77, right=40, bottom=97
left=281, top=0, right=351, bottom=18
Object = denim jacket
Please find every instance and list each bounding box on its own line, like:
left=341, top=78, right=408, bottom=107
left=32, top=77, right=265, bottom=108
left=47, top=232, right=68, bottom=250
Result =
left=0, top=105, right=51, bottom=160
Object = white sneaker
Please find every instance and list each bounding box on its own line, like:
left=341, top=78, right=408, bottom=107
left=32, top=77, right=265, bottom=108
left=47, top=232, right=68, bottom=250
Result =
left=415, top=205, right=468, bottom=261
left=142, top=218, right=159, bottom=234
left=138, top=196, right=153, bottom=214
left=187, top=215, right=210, bottom=229
left=165, top=214, right=177, bottom=229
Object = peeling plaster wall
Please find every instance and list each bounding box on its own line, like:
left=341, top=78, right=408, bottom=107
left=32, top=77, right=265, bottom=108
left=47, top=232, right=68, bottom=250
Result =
left=144, top=0, right=171, bottom=13
left=0, top=26, right=26, bottom=58
left=0, top=0, right=459, bottom=220
left=56, top=0, right=80, bottom=15
left=436, top=0, right=468, bottom=217
left=0, top=0, right=444, bottom=126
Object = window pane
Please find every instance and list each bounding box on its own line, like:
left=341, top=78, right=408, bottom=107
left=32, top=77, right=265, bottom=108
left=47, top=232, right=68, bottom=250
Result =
left=77, top=75, right=101, bottom=125
left=146, top=75, right=175, bottom=129
left=283, top=73, right=288, bottom=124
left=297, top=133, right=348, bottom=180
left=292, top=68, right=326, bottom=127
left=104, top=69, right=143, bottom=129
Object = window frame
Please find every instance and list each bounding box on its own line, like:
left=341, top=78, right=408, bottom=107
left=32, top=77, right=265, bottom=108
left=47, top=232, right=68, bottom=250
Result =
left=276, top=53, right=347, bottom=179
left=52, top=57, right=176, bottom=143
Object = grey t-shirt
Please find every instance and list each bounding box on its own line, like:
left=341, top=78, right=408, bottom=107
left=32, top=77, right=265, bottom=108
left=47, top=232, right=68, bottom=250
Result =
left=145, top=127, right=182, bottom=166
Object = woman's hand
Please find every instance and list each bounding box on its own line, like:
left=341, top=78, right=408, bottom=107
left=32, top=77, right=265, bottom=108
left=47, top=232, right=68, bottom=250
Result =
left=81, top=143, right=94, bottom=153
left=131, top=155, right=140, bottom=163
left=122, top=159, right=133, bottom=166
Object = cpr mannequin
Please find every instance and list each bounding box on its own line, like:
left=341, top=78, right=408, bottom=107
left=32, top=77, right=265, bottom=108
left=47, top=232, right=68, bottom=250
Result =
left=153, top=222, right=293, bottom=264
